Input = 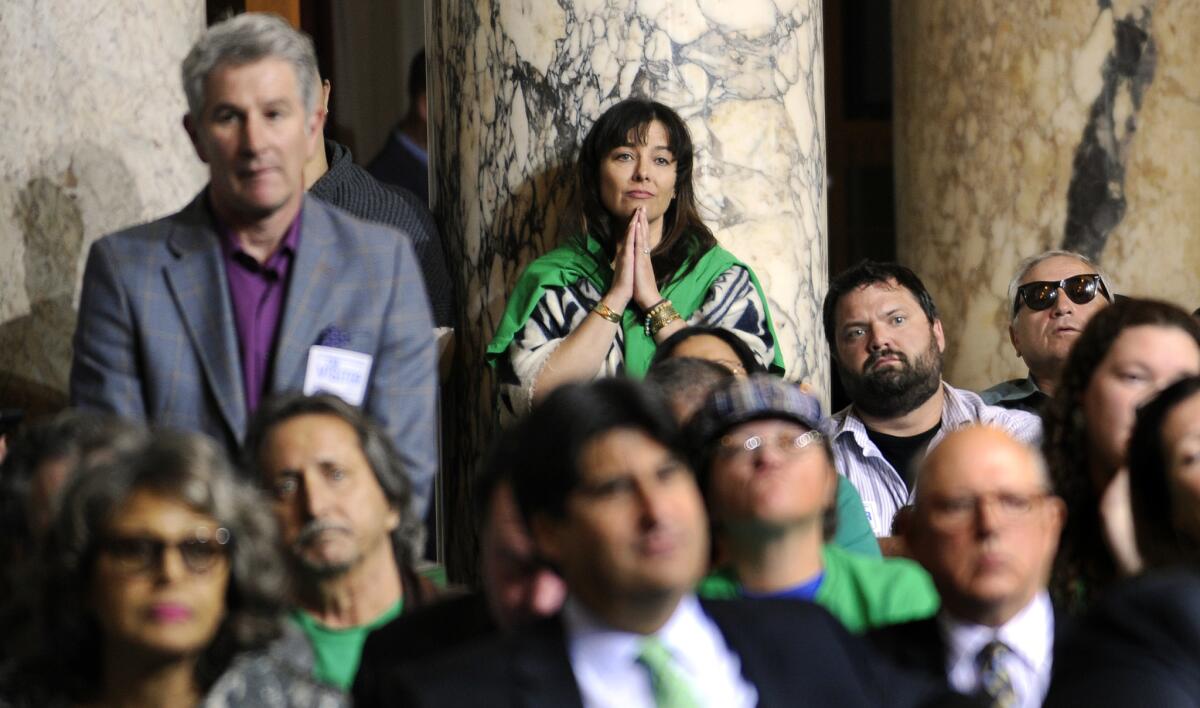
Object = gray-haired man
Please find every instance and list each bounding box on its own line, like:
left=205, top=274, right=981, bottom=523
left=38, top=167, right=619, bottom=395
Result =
left=70, top=13, right=438, bottom=513
left=982, top=250, right=1113, bottom=413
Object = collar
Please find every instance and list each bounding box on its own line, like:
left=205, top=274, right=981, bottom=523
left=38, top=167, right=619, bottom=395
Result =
left=395, top=130, right=429, bottom=166
left=213, top=194, right=303, bottom=266
left=831, top=380, right=958, bottom=452
left=939, top=591, right=1054, bottom=675
left=562, top=594, right=707, bottom=677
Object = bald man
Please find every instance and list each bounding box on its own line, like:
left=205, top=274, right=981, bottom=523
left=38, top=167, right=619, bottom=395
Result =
left=870, top=426, right=1065, bottom=708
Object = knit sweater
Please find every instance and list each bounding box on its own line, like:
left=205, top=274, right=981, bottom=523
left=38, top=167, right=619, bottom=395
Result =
left=310, top=139, right=455, bottom=327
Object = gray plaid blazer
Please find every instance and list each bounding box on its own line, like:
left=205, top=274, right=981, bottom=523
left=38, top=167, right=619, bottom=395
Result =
left=70, top=191, right=438, bottom=512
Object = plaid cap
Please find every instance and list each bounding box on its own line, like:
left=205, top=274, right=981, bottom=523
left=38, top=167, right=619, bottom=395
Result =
left=686, top=374, right=827, bottom=449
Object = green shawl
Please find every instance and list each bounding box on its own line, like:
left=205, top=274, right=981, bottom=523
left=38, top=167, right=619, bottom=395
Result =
left=486, top=234, right=785, bottom=378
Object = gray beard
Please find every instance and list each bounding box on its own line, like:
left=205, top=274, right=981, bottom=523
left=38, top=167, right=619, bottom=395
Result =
left=838, top=344, right=943, bottom=418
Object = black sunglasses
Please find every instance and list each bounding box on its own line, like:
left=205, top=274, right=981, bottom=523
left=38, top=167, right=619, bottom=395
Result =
left=1013, top=274, right=1110, bottom=316
left=99, top=528, right=231, bottom=575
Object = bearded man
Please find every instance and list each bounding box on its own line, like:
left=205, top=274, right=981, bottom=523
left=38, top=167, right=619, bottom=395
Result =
left=821, top=261, right=1041, bottom=553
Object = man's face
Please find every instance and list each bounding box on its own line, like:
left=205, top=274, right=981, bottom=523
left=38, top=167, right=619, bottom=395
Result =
left=1010, top=256, right=1110, bottom=382
left=480, top=483, right=566, bottom=630
left=908, top=427, right=1065, bottom=626
left=186, top=57, right=324, bottom=223
left=533, top=428, right=708, bottom=622
left=834, top=280, right=946, bottom=417
left=258, top=414, right=399, bottom=579
left=707, top=419, right=835, bottom=534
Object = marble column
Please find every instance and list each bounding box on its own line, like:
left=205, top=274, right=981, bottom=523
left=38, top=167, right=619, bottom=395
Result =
left=894, top=1, right=1200, bottom=391
left=428, top=0, right=827, bottom=573
left=0, top=1, right=207, bottom=415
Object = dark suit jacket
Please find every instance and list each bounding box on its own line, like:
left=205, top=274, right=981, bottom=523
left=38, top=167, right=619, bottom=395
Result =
left=69, top=191, right=438, bottom=509
left=387, top=597, right=965, bottom=707
left=352, top=592, right=497, bottom=708
left=1044, top=568, right=1200, bottom=707
left=367, top=130, right=428, bottom=205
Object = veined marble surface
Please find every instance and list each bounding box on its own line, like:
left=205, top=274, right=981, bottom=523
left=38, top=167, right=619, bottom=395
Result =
left=894, top=0, right=1200, bottom=392
left=0, top=1, right=207, bottom=413
left=430, top=0, right=827, bottom=572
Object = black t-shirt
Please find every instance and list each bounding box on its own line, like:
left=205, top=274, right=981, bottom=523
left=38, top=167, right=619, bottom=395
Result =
left=865, top=421, right=942, bottom=491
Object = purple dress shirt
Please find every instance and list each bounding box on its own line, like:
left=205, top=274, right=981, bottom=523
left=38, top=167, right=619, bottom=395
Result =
left=219, top=211, right=302, bottom=415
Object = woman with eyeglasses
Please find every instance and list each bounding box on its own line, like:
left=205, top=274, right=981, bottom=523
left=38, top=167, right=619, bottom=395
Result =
left=0, top=431, right=343, bottom=707
left=1042, top=298, right=1200, bottom=613
left=487, top=98, right=784, bottom=420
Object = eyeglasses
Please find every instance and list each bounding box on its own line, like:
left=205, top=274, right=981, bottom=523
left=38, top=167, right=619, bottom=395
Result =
left=99, top=528, right=231, bottom=575
left=1013, top=274, right=1110, bottom=316
left=923, top=492, right=1048, bottom=530
left=716, top=430, right=824, bottom=461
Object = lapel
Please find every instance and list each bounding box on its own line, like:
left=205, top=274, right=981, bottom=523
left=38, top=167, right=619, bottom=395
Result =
left=700, top=599, right=793, bottom=706
left=510, top=617, right=585, bottom=708
left=270, top=197, right=344, bottom=393
left=163, top=192, right=247, bottom=441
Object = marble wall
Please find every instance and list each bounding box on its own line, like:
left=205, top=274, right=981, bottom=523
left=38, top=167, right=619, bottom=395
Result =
left=0, top=1, right=207, bottom=415
left=894, top=0, right=1200, bottom=391
left=429, top=0, right=827, bottom=572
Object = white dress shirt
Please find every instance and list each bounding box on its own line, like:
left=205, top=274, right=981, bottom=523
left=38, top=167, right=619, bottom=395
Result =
left=940, top=591, right=1055, bottom=708
left=562, top=594, right=758, bottom=708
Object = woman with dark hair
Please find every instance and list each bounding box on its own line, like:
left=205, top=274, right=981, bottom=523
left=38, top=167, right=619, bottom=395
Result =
left=1128, top=375, right=1200, bottom=569
left=1, top=431, right=342, bottom=707
left=1042, top=298, right=1200, bottom=612
left=651, top=325, right=768, bottom=377
left=488, top=98, right=783, bottom=418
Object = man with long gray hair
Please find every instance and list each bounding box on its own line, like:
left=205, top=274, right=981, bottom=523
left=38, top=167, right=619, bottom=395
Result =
left=244, top=391, right=436, bottom=691
left=70, top=12, right=438, bottom=514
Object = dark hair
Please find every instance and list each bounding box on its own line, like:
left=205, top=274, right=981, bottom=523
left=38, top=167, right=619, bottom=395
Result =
left=408, top=48, right=426, bottom=101
left=1129, top=376, right=1200, bottom=569
left=577, top=98, right=717, bottom=288
left=0, top=411, right=145, bottom=556
left=822, top=260, right=939, bottom=359
left=242, top=393, right=425, bottom=578
left=20, top=431, right=287, bottom=701
left=650, top=326, right=768, bottom=375
left=510, top=378, right=687, bottom=524
left=1044, top=298, right=1200, bottom=612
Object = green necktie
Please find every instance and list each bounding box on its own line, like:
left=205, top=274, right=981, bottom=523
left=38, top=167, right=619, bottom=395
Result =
left=976, top=639, right=1016, bottom=708
left=636, top=636, right=701, bottom=708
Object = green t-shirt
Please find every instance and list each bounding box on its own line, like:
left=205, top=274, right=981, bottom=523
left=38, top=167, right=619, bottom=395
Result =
left=696, top=544, right=940, bottom=633
left=833, top=476, right=881, bottom=558
left=291, top=598, right=404, bottom=690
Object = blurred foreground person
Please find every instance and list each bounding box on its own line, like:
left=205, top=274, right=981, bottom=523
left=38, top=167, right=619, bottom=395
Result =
left=386, top=379, right=963, bottom=707
left=352, top=433, right=566, bottom=708
left=689, top=375, right=938, bottom=632
left=0, top=431, right=342, bottom=707
left=871, top=426, right=1064, bottom=708
left=244, top=393, right=433, bottom=691
left=1042, top=298, right=1200, bottom=612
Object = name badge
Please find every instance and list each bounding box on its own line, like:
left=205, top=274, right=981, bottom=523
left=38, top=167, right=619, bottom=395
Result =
left=303, top=345, right=373, bottom=406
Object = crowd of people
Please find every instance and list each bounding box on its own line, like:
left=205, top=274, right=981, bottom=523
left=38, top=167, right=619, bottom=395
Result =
left=3, top=10, right=1200, bottom=708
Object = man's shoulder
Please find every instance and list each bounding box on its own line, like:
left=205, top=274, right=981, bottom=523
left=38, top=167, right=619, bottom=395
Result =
left=943, top=382, right=1042, bottom=442
left=94, top=194, right=208, bottom=255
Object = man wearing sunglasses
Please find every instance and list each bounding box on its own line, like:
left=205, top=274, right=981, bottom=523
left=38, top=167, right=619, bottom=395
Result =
left=983, top=251, right=1113, bottom=413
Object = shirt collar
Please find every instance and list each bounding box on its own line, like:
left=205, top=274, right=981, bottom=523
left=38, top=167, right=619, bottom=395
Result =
left=562, top=593, right=707, bottom=676
left=832, top=380, right=955, bottom=454
left=939, top=590, right=1054, bottom=675
left=213, top=195, right=304, bottom=265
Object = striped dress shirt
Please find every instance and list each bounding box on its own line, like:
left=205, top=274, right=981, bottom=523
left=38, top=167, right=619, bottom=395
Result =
left=829, top=382, right=1043, bottom=537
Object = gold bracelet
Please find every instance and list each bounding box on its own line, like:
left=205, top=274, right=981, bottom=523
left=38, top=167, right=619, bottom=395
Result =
left=645, top=304, right=681, bottom=336
left=645, top=299, right=673, bottom=320
left=592, top=301, right=622, bottom=323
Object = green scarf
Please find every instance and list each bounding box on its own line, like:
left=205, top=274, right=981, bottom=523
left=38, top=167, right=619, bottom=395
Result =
left=486, top=234, right=785, bottom=377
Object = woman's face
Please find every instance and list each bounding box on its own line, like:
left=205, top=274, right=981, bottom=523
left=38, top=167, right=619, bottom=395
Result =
left=1161, top=391, right=1200, bottom=542
left=1082, top=325, right=1200, bottom=482
left=669, top=334, right=748, bottom=377
left=90, top=489, right=230, bottom=660
left=597, top=120, right=678, bottom=230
